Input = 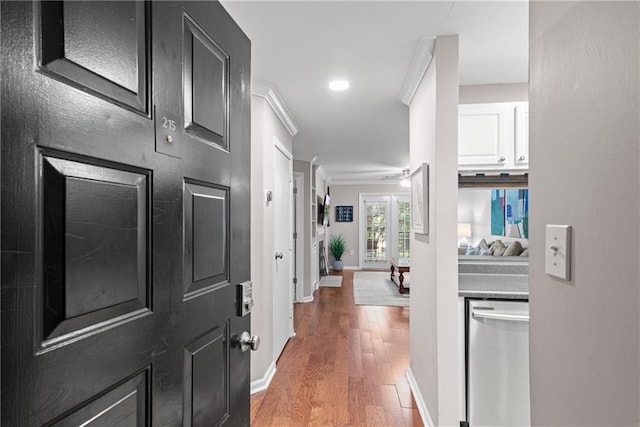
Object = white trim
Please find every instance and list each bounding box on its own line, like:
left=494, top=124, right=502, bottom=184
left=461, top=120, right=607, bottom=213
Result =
left=251, top=361, right=277, bottom=395
left=343, top=265, right=360, bottom=270
left=293, top=154, right=316, bottom=163
left=300, top=295, right=314, bottom=303
left=399, top=37, right=435, bottom=106
left=293, top=173, right=305, bottom=303
left=253, top=80, right=299, bottom=137
left=329, top=179, right=407, bottom=186
left=406, top=368, right=435, bottom=427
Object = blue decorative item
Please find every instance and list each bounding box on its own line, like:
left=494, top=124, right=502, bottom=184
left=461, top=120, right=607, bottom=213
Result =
left=491, top=189, right=505, bottom=235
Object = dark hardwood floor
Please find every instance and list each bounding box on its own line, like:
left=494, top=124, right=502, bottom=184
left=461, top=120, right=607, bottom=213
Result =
left=250, top=270, right=423, bottom=426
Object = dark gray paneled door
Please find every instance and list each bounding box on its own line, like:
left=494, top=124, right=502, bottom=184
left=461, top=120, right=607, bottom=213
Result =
left=1, top=1, right=251, bottom=425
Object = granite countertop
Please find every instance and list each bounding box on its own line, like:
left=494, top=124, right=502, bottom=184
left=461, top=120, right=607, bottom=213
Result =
left=458, top=273, right=529, bottom=300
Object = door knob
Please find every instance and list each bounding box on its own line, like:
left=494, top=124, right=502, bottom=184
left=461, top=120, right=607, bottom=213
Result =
left=275, top=252, right=283, bottom=260
left=238, top=331, right=260, bottom=352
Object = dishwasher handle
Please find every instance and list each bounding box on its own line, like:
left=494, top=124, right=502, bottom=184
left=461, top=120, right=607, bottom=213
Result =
left=472, top=308, right=529, bottom=322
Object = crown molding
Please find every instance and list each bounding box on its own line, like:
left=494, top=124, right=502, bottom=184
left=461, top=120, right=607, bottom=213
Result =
left=399, top=37, right=435, bottom=106
left=252, top=80, right=299, bottom=137
left=293, top=154, right=315, bottom=163
left=329, top=180, right=408, bottom=186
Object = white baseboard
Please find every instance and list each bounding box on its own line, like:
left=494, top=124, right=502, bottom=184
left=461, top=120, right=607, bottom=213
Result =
left=251, top=361, right=277, bottom=395
left=343, top=265, right=360, bottom=270
left=301, top=295, right=314, bottom=303
left=406, top=368, right=435, bottom=427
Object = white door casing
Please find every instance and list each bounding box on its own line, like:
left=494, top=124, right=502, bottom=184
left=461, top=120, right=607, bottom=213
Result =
left=293, top=173, right=305, bottom=302
left=273, top=139, right=294, bottom=361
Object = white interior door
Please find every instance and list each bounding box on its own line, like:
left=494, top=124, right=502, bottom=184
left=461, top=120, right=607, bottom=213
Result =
left=273, top=141, right=293, bottom=360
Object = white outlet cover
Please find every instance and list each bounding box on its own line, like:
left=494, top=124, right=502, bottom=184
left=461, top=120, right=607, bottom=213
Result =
left=545, top=225, right=571, bottom=280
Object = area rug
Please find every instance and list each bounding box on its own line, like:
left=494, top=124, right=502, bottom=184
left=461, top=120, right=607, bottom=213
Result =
left=319, top=275, right=343, bottom=287
left=353, top=271, right=410, bottom=307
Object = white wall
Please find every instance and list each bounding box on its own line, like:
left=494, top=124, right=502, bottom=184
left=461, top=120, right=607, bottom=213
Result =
left=459, top=82, right=528, bottom=104
left=250, top=95, right=294, bottom=386
left=408, top=35, right=459, bottom=426
left=529, top=2, right=640, bottom=425
left=328, top=184, right=409, bottom=267
left=458, top=188, right=528, bottom=247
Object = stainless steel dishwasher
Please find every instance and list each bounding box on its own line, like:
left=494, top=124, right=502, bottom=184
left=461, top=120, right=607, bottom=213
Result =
left=468, top=300, right=530, bottom=426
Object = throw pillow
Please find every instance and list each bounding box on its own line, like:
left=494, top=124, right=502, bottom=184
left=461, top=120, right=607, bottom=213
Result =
left=503, top=241, right=524, bottom=256
left=465, top=245, right=478, bottom=256
left=478, top=247, right=492, bottom=256
left=492, top=240, right=506, bottom=256
left=478, top=238, right=489, bottom=249
left=520, top=248, right=529, bottom=257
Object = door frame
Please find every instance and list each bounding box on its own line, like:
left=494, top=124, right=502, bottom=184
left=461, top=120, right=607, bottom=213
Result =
left=293, top=172, right=305, bottom=303
left=272, top=138, right=294, bottom=357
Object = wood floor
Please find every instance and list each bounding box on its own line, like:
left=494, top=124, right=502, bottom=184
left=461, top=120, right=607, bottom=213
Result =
left=250, top=270, right=424, bottom=426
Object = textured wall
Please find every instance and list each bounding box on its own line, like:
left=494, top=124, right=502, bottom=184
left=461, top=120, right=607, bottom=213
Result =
left=408, top=35, right=460, bottom=426
left=529, top=2, right=640, bottom=424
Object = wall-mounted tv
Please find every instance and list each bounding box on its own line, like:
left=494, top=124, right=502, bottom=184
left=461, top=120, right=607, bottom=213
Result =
left=317, top=195, right=324, bottom=225
left=322, top=193, right=331, bottom=226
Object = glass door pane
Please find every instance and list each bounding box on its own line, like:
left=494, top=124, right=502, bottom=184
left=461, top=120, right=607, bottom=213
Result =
left=397, top=199, right=411, bottom=259
left=364, top=199, right=388, bottom=266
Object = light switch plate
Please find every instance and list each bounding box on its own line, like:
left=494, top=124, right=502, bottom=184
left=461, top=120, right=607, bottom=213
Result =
left=545, top=225, right=571, bottom=280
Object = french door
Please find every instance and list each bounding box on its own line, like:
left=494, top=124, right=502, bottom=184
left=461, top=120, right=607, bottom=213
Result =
left=359, top=194, right=410, bottom=269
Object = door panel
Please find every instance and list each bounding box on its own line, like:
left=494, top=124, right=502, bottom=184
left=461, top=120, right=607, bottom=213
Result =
left=2, top=1, right=251, bottom=425
left=40, top=151, right=151, bottom=348
left=184, top=323, right=229, bottom=427
left=183, top=180, right=229, bottom=299
left=183, top=12, right=229, bottom=149
left=51, top=368, right=150, bottom=427
left=39, top=1, right=150, bottom=114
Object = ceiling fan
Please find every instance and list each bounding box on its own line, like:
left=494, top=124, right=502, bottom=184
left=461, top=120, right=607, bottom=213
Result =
left=382, top=168, right=411, bottom=187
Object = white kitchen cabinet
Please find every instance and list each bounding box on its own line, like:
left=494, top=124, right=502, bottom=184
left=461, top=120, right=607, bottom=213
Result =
left=458, top=102, right=528, bottom=172
left=515, top=103, right=529, bottom=167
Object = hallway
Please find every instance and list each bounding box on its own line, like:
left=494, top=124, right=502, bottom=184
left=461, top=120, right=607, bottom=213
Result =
left=251, top=270, right=423, bottom=426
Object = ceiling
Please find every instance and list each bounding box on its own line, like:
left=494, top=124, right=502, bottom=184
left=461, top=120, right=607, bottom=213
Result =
left=221, top=1, right=529, bottom=184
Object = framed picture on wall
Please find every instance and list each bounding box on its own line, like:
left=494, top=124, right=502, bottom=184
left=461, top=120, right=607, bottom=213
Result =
left=410, top=163, right=429, bottom=235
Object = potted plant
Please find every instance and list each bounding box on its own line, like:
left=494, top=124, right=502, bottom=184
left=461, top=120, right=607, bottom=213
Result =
left=329, top=234, right=347, bottom=271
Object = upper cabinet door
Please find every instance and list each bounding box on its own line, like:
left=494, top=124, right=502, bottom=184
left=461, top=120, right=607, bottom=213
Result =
left=458, top=103, right=515, bottom=169
left=514, top=102, right=529, bottom=167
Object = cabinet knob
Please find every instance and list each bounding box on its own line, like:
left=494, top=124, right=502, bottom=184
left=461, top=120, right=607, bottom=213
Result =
left=499, top=156, right=506, bottom=162
left=518, top=155, right=526, bottom=161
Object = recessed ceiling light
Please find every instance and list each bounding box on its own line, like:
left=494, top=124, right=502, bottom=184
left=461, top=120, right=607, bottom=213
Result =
left=329, top=80, right=349, bottom=91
